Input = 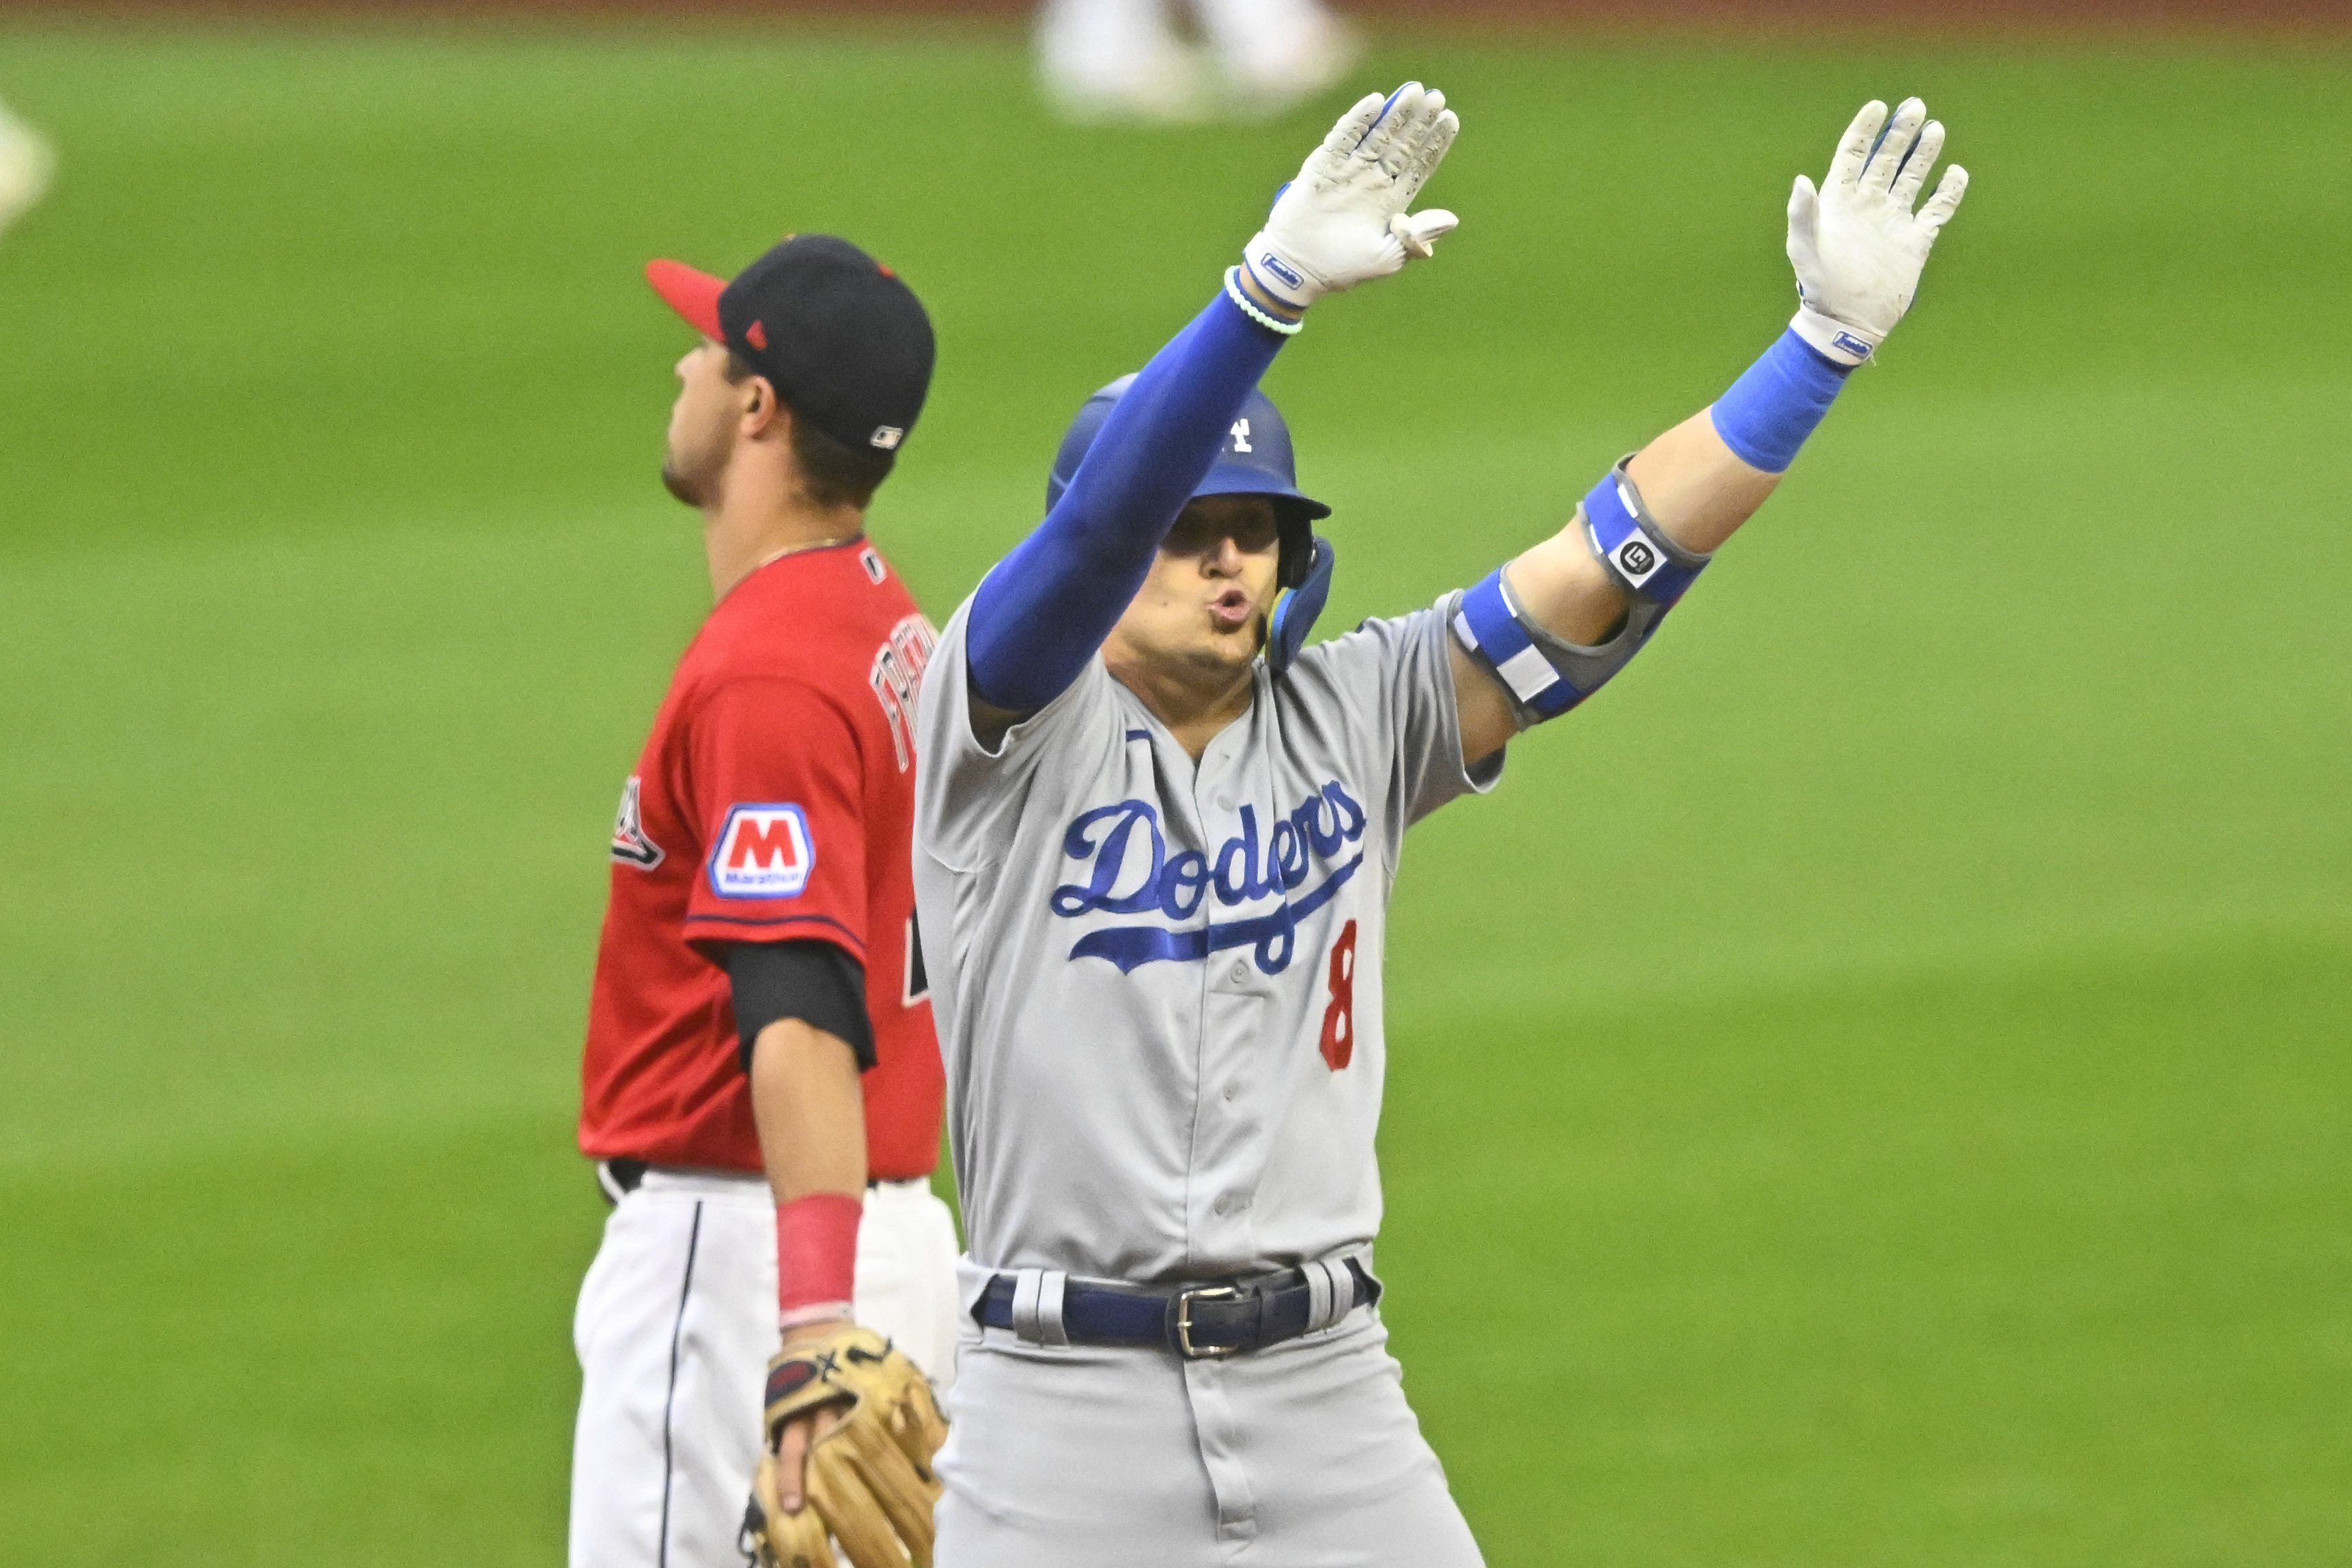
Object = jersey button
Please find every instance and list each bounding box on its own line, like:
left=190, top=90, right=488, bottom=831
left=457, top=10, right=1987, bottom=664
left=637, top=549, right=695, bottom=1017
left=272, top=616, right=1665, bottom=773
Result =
left=1212, top=1195, right=1231, bottom=1216
left=1222, top=1082, right=1239, bottom=1102
left=1229, top=960, right=1248, bottom=983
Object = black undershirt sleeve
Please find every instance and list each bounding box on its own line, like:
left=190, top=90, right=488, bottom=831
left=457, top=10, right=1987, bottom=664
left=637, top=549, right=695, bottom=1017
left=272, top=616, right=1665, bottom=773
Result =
left=723, top=940, right=876, bottom=1076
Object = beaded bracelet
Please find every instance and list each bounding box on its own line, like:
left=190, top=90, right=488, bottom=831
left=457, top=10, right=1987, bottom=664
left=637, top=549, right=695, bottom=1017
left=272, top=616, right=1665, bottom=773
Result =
left=1223, top=266, right=1304, bottom=337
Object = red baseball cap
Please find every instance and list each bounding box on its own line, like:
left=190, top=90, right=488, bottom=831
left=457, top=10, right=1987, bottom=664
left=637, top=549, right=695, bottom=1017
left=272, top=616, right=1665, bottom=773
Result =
left=646, top=233, right=935, bottom=454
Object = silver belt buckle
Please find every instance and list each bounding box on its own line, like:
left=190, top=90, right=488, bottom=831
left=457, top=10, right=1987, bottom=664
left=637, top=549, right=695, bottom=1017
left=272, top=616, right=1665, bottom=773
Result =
left=1172, top=1284, right=1243, bottom=1360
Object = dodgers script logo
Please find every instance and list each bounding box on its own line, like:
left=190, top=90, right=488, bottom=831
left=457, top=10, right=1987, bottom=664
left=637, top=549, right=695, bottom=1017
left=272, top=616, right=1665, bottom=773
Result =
left=1050, top=781, right=1367, bottom=975
left=709, top=804, right=815, bottom=899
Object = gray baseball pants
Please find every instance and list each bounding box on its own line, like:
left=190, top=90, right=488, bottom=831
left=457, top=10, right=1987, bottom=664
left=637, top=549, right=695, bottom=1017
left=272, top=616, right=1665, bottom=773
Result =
left=934, top=1300, right=1483, bottom=1566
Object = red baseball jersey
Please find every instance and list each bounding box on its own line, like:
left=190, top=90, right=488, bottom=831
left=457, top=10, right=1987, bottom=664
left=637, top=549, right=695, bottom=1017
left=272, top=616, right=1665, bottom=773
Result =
left=579, top=540, right=942, bottom=1179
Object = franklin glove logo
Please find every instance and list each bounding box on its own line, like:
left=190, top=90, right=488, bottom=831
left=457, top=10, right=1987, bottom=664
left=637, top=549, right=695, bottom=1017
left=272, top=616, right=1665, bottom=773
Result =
left=1256, top=251, right=1306, bottom=290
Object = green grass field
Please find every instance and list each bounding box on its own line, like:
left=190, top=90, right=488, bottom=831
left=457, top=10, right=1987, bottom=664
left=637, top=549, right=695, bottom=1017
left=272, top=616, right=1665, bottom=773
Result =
left=2, top=18, right=2348, bottom=1564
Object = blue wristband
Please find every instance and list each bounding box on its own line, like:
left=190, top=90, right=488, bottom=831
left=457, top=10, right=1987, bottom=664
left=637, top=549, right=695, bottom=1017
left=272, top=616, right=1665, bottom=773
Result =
left=1708, top=328, right=1851, bottom=474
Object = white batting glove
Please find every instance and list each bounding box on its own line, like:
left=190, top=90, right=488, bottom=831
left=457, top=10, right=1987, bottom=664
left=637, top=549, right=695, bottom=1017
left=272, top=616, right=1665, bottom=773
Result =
left=0, top=96, right=55, bottom=241
left=1240, top=82, right=1461, bottom=312
left=1786, top=97, right=1968, bottom=365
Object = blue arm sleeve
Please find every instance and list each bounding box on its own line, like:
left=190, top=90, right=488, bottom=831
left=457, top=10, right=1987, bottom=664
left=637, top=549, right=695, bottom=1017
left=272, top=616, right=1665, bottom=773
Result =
left=967, top=291, right=1288, bottom=713
left=1707, top=329, right=1853, bottom=473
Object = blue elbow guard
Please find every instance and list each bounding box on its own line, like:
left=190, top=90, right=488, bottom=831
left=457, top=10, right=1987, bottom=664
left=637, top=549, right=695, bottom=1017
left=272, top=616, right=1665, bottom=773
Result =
left=1450, top=460, right=1709, bottom=725
left=1581, top=455, right=1711, bottom=604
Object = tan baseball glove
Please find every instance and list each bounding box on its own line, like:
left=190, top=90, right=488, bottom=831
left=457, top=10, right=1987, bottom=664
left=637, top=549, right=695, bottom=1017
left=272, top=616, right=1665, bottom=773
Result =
left=742, top=1325, right=947, bottom=1568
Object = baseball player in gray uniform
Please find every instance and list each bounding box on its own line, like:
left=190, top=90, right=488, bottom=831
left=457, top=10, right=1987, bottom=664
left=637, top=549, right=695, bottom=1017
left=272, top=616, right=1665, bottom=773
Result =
left=912, top=84, right=1968, bottom=1564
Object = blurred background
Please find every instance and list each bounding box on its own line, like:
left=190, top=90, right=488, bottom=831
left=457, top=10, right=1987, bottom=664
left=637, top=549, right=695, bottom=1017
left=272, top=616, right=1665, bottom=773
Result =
left=1, top=0, right=2347, bottom=1562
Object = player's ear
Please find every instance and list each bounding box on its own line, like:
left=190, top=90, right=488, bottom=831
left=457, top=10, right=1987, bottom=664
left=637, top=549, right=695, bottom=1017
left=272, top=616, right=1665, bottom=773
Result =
left=740, top=374, right=783, bottom=438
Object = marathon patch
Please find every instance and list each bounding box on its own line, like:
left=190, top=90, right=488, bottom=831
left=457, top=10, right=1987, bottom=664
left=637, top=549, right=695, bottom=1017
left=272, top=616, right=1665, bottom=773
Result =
left=611, top=776, right=663, bottom=869
left=708, top=804, right=815, bottom=899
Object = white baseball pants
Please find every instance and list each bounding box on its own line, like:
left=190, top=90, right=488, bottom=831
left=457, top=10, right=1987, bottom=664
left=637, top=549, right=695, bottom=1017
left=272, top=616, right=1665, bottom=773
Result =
left=569, top=1170, right=961, bottom=1568
left=934, top=1285, right=1483, bottom=1567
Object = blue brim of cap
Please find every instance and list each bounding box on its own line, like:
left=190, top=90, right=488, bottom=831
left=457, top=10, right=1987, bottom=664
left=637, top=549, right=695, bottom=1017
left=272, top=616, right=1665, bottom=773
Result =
left=1193, top=460, right=1332, bottom=520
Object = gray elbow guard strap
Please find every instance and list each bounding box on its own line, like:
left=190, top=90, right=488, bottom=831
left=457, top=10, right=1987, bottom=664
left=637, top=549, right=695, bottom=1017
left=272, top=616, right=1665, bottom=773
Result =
left=1450, top=460, right=1710, bottom=724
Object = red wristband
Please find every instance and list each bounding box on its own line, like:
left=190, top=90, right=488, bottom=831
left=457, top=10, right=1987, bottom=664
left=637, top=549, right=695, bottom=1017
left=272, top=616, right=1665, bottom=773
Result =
left=775, top=1192, right=862, bottom=1317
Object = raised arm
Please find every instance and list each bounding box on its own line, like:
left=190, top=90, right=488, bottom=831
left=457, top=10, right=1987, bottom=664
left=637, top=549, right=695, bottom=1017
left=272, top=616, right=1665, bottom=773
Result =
left=968, top=83, right=1461, bottom=736
left=967, top=292, right=1292, bottom=716
left=1452, top=98, right=1970, bottom=761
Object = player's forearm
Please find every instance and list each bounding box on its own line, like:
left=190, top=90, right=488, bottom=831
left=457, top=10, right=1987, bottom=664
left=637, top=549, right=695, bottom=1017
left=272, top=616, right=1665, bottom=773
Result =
left=1503, top=354, right=1817, bottom=647
left=751, top=1019, right=866, bottom=1331
left=1453, top=330, right=1847, bottom=750
left=1455, top=404, right=1790, bottom=759
left=967, top=292, right=1289, bottom=712
left=750, top=1018, right=868, bottom=1203
left=1625, top=407, right=1786, bottom=556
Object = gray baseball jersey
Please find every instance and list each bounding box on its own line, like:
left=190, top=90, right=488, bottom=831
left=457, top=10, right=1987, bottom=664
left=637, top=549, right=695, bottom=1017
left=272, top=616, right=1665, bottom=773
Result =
left=912, top=593, right=1500, bottom=1285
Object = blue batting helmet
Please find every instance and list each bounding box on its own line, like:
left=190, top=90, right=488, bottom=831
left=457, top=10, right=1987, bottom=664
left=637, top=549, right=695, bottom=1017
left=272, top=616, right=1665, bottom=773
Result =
left=1046, top=376, right=1332, bottom=591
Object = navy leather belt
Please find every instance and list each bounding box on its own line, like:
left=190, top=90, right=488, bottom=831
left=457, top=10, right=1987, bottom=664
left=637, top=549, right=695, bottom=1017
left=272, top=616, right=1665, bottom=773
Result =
left=972, top=1259, right=1379, bottom=1360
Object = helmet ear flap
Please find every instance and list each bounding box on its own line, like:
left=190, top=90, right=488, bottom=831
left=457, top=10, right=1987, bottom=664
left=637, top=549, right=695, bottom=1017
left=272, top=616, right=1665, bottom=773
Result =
left=1276, top=508, right=1315, bottom=590
left=1269, top=534, right=1335, bottom=680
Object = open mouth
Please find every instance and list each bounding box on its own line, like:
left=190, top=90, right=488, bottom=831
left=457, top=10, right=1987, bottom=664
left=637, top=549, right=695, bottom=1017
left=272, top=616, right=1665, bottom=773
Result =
left=1208, top=588, right=1254, bottom=631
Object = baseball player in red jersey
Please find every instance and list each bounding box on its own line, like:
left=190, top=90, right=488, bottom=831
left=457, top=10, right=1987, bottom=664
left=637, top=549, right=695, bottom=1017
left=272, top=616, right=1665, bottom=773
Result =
left=570, top=234, right=955, bottom=1568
